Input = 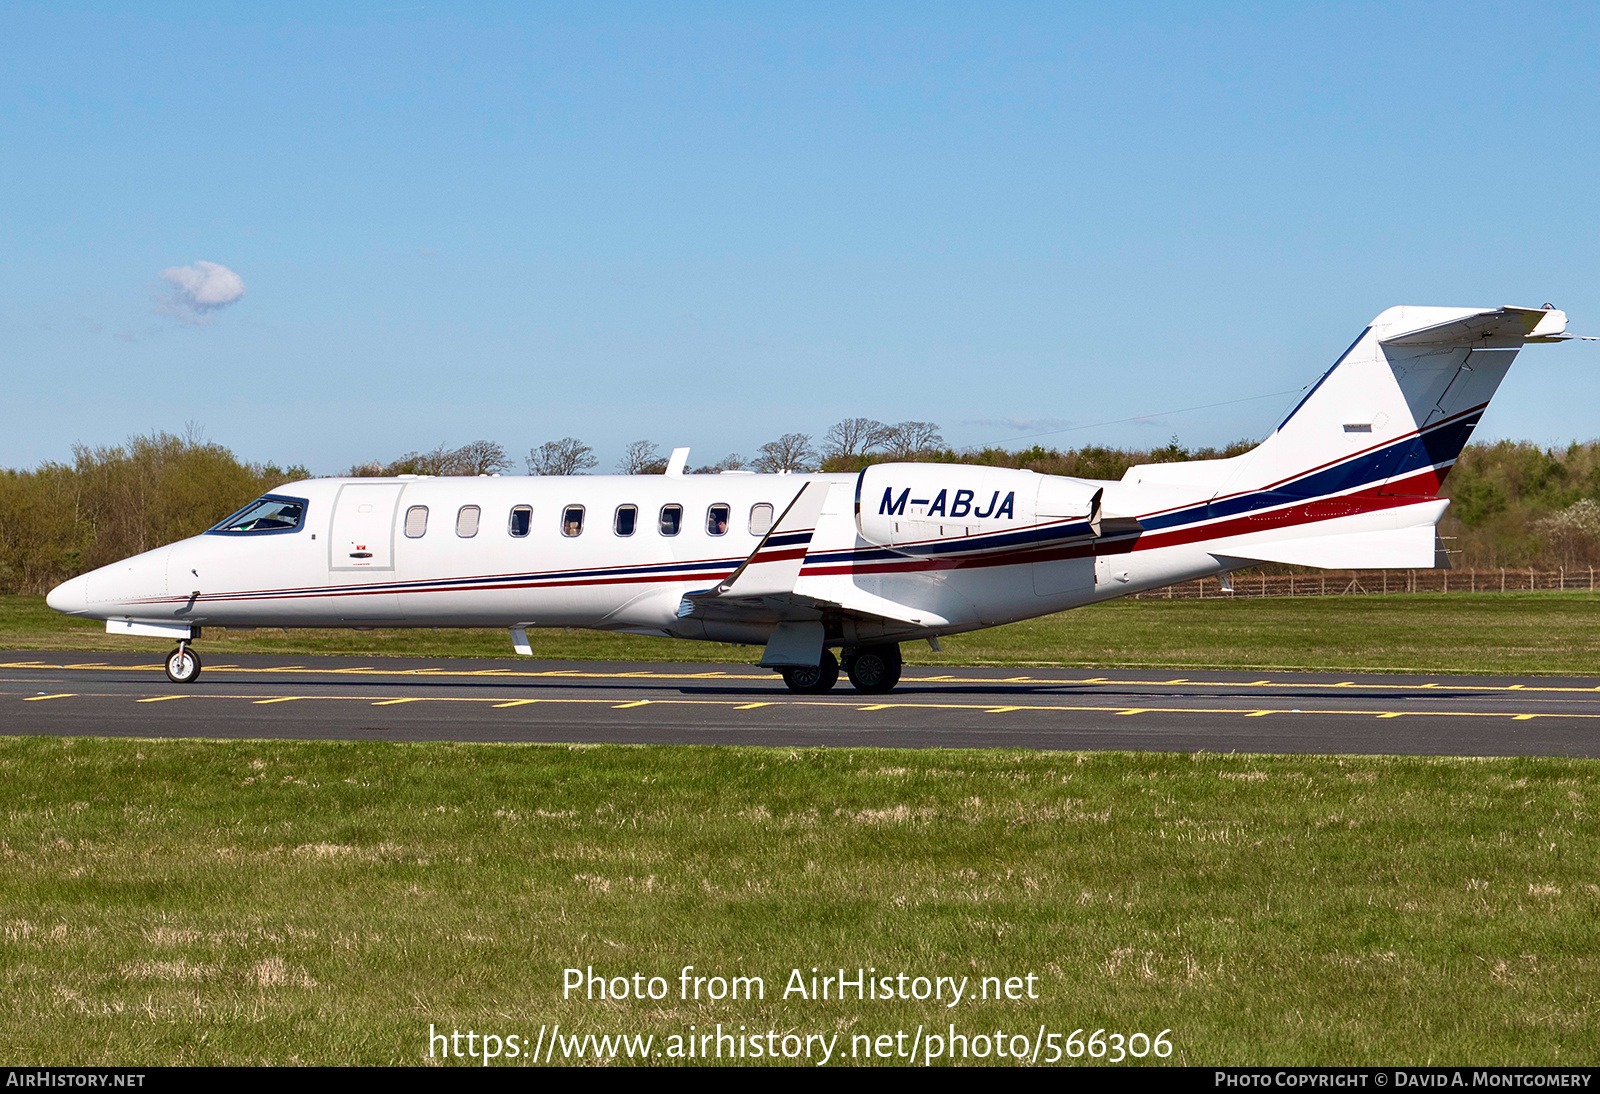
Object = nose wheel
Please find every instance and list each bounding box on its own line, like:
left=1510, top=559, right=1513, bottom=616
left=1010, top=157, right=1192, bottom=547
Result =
left=165, top=643, right=202, bottom=684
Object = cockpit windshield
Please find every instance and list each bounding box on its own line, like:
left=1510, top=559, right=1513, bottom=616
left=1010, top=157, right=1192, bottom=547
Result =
left=206, top=495, right=308, bottom=535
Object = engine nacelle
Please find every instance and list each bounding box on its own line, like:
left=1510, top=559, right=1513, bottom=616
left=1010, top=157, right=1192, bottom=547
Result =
left=854, top=463, right=1102, bottom=549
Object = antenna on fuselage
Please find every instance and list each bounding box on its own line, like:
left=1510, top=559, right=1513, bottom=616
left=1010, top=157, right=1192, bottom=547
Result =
left=665, top=447, right=690, bottom=477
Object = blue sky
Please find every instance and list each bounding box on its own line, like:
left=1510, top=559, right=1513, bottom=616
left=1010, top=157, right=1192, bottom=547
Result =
left=4, top=2, right=1598, bottom=474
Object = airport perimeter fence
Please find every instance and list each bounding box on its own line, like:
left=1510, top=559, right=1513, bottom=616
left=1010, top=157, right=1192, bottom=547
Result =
left=1135, top=568, right=1600, bottom=600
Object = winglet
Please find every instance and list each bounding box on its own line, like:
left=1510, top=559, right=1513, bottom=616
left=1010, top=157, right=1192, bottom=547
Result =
left=707, top=481, right=827, bottom=600
left=665, top=448, right=690, bottom=477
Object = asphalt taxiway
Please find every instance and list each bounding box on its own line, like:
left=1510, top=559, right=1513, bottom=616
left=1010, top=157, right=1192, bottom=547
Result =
left=3, top=651, right=1600, bottom=756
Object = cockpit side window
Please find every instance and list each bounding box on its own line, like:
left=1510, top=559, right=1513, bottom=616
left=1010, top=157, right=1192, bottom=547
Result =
left=206, top=495, right=308, bottom=536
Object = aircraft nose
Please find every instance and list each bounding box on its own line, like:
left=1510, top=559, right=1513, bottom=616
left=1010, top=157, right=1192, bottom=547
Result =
left=46, top=574, right=87, bottom=614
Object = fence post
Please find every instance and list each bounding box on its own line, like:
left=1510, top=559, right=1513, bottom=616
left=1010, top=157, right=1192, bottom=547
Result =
left=1321, top=575, right=1326, bottom=595
left=1530, top=568, right=1535, bottom=590
left=1501, top=568, right=1506, bottom=592
left=1383, top=571, right=1387, bottom=594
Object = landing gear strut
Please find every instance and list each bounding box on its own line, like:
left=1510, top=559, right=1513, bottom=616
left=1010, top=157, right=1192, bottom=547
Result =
left=843, top=643, right=902, bottom=693
left=164, top=642, right=202, bottom=684
left=779, top=649, right=838, bottom=694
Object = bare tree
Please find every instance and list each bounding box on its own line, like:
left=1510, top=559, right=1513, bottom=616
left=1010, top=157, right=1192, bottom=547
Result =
left=752, top=433, right=819, bottom=473
left=449, top=440, right=512, bottom=475
left=690, top=453, right=746, bottom=474
left=881, top=421, right=944, bottom=460
left=345, top=440, right=510, bottom=477
left=822, top=418, right=892, bottom=461
left=527, top=438, right=598, bottom=476
left=617, top=440, right=667, bottom=475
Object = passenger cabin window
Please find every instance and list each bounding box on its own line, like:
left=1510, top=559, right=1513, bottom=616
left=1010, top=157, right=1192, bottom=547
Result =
left=749, top=503, right=774, bottom=536
left=508, top=505, right=532, bottom=537
left=456, top=505, right=480, bottom=538
left=562, top=505, right=585, bottom=537
left=404, top=506, right=429, bottom=538
left=659, top=504, right=683, bottom=536
left=706, top=504, right=731, bottom=536
left=614, top=505, right=638, bottom=536
left=207, top=495, right=308, bottom=536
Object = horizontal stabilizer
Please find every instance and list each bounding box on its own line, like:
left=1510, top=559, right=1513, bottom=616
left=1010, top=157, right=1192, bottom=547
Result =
left=1214, top=524, right=1439, bottom=570
left=1379, top=306, right=1561, bottom=346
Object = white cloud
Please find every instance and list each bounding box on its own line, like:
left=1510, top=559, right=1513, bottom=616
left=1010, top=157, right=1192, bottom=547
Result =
left=960, top=416, right=1074, bottom=432
left=159, top=260, right=246, bottom=322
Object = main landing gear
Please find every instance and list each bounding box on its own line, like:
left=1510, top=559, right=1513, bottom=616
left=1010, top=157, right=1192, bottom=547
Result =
left=778, top=643, right=903, bottom=694
left=164, top=642, right=202, bottom=684
left=779, top=649, right=839, bottom=694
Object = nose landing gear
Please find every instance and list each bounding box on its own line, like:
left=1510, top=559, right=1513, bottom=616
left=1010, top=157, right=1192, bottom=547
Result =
left=164, top=642, right=202, bottom=684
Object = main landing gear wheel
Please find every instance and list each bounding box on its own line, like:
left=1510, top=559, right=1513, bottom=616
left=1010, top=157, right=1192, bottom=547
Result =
left=844, top=643, right=902, bottom=693
left=164, top=645, right=202, bottom=684
left=779, top=649, right=839, bottom=694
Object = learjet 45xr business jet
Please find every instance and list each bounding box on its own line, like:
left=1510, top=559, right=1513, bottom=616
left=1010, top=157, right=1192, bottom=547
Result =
left=47, top=305, right=1577, bottom=691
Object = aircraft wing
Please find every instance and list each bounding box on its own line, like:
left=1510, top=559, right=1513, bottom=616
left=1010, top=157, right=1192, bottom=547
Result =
left=679, top=480, right=950, bottom=631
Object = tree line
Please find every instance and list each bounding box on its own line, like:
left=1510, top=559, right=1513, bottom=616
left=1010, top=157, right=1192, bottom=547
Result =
left=3, top=428, right=1600, bottom=595
left=343, top=419, right=954, bottom=479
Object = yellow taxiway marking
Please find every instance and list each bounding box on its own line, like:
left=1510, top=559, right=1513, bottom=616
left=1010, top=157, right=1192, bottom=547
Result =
left=14, top=659, right=1600, bottom=699
left=0, top=687, right=1584, bottom=722
left=372, top=698, right=421, bottom=706
left=136, top=695, right=188, bottom=703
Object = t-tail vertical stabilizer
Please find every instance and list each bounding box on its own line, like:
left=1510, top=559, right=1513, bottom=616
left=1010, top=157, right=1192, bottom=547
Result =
left=1116, top=305, right=1572, bottom=570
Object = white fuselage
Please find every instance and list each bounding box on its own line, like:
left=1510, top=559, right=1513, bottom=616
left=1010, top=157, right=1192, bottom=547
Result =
left=45, top=468, right=1251, bottom=648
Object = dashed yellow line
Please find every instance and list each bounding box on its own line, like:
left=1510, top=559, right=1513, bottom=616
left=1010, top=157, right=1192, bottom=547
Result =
left=4, top=684, right=1596, bottom=723
left=9, top=659, right=1600, bottom=698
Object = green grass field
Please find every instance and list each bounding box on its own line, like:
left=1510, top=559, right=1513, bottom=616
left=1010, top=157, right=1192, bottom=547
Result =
left=1, top=737, right=1595, bottom=1066
left=6, top=591, right=1600, bottom=675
